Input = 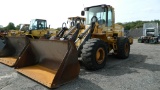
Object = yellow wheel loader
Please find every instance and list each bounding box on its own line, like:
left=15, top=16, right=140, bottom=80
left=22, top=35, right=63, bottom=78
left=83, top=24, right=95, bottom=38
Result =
left=25, top=19, right=58, bottom=39
left=14, top=4, right=133, bottom=88
left=5, top=19, right=58, bottom=38
left=7, top=24, right=30, bottom=36
left=0, top=19, right=58, bottom=67
left=53, top=16, right=86, bottom=40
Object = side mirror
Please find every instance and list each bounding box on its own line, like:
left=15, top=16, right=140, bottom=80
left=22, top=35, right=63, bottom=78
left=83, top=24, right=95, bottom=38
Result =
left=81, top=11, right=85, bottom=16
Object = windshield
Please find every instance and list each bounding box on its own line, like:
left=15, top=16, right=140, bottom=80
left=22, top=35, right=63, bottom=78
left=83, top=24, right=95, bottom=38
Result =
left=29, top=19, right=47, bottom=30
left=19, top=24, right=24, bottom=30
left=68, top=17, right=85, bottom=27
left=29, top=19, right=37, bottom=30
left=20, top=24, right=29, bottom=31
left=85, top=7, right=106, bottom=25
left=146, top=29, right=155, bottom=32
left=67, top=19, right=75, bottom=27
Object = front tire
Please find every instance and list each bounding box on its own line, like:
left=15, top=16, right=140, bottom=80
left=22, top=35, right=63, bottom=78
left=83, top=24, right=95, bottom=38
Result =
left=115, top=37, right=130, bottom=59
left=81, top=38, right=108, bottom=70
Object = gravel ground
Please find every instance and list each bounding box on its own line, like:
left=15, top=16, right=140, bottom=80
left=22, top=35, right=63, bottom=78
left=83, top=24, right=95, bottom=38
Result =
left=0, top=39, right=160, bottom=90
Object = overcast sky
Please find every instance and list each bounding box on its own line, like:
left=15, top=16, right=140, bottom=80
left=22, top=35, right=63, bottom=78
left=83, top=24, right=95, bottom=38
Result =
left=0, top=0, right=160, bottom=28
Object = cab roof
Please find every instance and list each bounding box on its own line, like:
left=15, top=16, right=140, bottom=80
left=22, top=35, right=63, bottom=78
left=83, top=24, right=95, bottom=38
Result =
left=84, top=4, right=113, bottom=10
left=68, top=16, right=86, bottom=20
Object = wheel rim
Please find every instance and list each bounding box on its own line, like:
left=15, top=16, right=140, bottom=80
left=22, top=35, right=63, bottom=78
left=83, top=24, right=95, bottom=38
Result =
left=96, top=48, right=105, bottom=64
left=124, top=43, right=129, bottom=56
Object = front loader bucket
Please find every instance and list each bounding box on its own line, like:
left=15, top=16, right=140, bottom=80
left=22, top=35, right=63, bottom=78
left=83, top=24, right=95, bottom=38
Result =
left=0, top=39, right=6, bottom=50
left=15, top=39, right=80, bottom=88
left=0, top=36, right=28, bottom=66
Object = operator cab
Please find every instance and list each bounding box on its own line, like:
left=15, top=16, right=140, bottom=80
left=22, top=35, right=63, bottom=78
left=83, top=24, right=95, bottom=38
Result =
left=67, top=16, right=86, bottom=28
left=29, top=19, right=47, bottom=30
left=19, top=24, right=29, bottom=31
left=81, top=4, right=114, bottom=28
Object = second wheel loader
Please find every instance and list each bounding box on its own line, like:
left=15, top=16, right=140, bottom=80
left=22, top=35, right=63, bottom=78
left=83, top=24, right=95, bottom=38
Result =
left=13, top=4, right=133, bottom=88
left=7, top=24, right=30, bottom=36
left=3, top=19, right=58, bottom=38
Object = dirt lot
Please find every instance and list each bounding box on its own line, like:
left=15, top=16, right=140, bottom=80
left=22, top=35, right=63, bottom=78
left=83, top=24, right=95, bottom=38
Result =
left=0, top=39, right=160, bottom=90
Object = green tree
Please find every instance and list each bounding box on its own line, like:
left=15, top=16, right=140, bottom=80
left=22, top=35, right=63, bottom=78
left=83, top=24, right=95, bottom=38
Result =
left=16, top=24, right=21, bottom=30
left=117, top=20, right=160, bottom=30
left=5, top=22, right=16, bottom=30
left=56, top=27, right=61, bottom=31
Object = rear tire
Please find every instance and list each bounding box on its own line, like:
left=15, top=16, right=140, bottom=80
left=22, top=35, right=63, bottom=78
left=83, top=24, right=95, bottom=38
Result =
left=115, top=37, right=130, bottom=59
left=81, top=38, right=108, bottom=70
left=138, top=38, right=142, bottom=43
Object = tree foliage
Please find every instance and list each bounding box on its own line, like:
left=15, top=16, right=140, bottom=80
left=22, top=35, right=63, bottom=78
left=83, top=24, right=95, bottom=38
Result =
left=1, top=20, right=160, bottom=31
left=56, top=27, right=61, bottom=31
left=16, top=24, right=21, bottom=30
left=5, top=22, right=16, bottom=30
left=117, top=20, right=160, bottom=30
